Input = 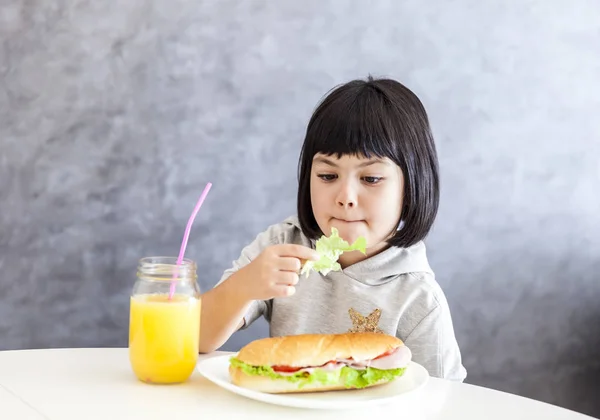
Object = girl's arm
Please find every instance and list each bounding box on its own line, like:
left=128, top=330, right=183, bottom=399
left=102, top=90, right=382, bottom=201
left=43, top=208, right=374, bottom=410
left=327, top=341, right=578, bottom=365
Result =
left=198, top=270, right=252, bottom=353
left=198, top=243, right=319, bottom=353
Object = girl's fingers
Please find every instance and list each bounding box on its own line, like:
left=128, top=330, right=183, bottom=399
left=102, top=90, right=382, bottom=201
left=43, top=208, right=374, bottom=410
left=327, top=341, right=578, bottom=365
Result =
left=277, top=257, right=302, bottom=273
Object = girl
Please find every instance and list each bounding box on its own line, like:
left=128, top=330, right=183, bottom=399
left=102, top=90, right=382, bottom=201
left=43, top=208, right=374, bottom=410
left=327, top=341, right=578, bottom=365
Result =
left=199, top=76, right=467, bottom=382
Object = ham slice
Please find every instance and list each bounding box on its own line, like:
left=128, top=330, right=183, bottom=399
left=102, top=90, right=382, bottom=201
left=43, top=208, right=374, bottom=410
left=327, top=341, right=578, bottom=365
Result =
left=361, top=346, right=412, bottom=370
left=275, top=361, right=345, bottom=376
left=273, top=346, right=411, bottom=376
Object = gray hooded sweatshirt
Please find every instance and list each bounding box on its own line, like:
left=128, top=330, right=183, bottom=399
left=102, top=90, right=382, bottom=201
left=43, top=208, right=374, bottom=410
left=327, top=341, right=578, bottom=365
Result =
left=217, top=216, right=467, bottom=382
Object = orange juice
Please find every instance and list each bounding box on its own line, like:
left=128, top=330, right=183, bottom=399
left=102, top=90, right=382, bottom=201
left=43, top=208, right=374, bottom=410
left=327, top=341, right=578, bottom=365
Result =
left=129, top=293, right=201, bottom=384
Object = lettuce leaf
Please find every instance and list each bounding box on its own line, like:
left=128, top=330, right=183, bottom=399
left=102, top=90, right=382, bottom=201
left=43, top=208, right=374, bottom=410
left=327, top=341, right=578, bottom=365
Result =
left=300, top=227, right=367, bottom=276
left=229, top=357, right=405, bottom=389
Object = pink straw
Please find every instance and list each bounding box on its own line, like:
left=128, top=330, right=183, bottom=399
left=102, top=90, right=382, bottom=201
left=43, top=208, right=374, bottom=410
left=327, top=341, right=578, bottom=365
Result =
left=169, top=182, right=212, bottom=299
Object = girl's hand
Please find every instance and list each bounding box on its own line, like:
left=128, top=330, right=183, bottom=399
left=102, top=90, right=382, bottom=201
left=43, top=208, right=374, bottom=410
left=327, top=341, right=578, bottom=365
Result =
left=235, top=244, right=320, bottom=301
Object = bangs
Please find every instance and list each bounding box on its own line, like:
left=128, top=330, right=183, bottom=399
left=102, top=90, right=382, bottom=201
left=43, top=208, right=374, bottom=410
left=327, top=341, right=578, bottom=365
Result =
left=303, top=83, right=401, bottom=163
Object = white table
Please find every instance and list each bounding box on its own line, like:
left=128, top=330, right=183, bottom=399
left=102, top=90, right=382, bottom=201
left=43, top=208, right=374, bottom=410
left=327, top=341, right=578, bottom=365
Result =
left=0, top=348, right=595, bottom=420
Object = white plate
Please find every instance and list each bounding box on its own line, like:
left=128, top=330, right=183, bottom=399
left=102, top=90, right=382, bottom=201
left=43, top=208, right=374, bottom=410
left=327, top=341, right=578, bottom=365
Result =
left=197, top=354, right=429, bottom=410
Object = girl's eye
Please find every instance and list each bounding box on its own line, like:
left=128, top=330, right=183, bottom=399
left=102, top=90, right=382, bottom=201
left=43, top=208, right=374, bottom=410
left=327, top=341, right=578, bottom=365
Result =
left=317, top=174, right=337, bottom=181
left=363, top=176, right=383, bottom=184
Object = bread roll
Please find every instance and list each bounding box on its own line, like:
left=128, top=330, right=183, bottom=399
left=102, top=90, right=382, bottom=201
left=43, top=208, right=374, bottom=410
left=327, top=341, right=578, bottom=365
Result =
left=236, top=332, right=404, bottom=367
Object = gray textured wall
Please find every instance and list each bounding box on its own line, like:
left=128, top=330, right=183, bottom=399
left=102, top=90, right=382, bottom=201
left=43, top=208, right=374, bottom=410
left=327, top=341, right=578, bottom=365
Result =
left=1, top=0, right=599, bottom=417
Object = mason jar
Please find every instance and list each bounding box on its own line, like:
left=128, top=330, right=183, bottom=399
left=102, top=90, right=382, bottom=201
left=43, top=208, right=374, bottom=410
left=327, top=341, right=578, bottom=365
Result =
left=128, top=257, right=201, bottom=384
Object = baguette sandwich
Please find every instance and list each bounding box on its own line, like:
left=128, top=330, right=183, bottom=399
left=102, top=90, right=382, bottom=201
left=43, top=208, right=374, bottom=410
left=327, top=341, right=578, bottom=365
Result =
left=229, top=332, right=412, bottom=394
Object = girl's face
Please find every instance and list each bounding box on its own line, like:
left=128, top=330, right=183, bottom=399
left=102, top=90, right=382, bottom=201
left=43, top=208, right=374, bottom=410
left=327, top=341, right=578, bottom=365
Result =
left=310, top=153, right=404, bottom=267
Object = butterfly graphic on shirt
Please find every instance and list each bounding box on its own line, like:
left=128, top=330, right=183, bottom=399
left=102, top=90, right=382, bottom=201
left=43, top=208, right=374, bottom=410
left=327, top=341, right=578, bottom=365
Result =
left=347, top=307, right=383, bottom=334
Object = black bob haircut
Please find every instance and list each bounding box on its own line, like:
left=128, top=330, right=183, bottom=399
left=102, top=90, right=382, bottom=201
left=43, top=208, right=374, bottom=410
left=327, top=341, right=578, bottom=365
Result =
left=297, top=76, right=440, bottom=248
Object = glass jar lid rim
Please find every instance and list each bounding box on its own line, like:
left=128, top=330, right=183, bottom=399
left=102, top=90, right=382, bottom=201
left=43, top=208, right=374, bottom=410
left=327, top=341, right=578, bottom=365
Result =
left=137, top=256, right=197, bottom=278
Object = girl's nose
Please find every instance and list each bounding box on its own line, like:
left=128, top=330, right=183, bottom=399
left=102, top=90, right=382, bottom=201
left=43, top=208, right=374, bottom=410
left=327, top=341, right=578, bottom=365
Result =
left=338, top=199, right=355, bottom=209
left=336, top=184, right=357, bottom=209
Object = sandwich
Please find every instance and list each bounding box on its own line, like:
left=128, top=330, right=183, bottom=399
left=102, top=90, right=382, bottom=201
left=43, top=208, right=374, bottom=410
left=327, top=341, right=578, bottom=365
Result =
left=228, top=332, right=412, bottom=394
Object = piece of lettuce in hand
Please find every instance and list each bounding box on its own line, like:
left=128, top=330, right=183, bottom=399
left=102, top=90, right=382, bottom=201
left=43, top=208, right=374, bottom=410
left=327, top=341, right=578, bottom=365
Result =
left=229, top=357, right=405, bottom=389
left=300, top=227, right=367, bottom=276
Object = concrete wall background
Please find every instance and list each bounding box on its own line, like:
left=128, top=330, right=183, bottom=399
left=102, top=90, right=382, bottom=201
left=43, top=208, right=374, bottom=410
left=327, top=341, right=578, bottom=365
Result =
left=1, top=1, right=599, bottom=417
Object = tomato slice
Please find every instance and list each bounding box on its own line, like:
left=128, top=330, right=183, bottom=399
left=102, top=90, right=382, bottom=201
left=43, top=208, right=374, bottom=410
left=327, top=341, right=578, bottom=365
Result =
left=374, top=348, right=397, bottom=360
left=272, top=365, right=302, bottom=373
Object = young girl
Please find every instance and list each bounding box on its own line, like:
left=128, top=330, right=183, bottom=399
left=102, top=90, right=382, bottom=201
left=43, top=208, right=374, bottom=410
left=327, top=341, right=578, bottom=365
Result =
left=199, top=76, right=467, bottom=382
